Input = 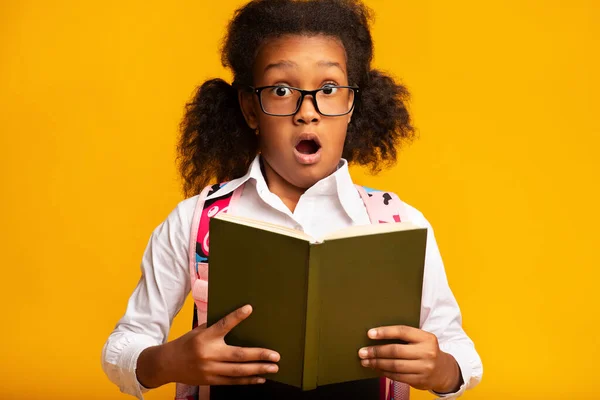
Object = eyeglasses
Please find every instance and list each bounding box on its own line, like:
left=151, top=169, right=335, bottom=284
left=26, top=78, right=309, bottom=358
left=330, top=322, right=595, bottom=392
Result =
left=244, top=85, right=359, bottom=117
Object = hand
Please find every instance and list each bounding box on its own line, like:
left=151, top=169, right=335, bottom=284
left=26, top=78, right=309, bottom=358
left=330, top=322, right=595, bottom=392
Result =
left=357, top=325, right=462, bottom=393
left=137, top=305, right=280, bottom=388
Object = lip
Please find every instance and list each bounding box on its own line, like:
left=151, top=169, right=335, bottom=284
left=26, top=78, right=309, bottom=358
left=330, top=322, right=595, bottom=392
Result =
left=293, top=132, right=322, bottom=165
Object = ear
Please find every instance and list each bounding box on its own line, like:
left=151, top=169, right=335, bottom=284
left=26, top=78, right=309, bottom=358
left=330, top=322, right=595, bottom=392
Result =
left=238, top=90, right=259, bottom=130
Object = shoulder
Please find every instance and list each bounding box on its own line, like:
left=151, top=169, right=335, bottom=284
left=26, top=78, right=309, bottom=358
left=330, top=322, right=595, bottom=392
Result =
left=162, top=182, right=234, bottom=231
left=398, top=200, right=433, bottom=230
left=174, top=195, right=202, bottom=221
left=152, top=195, right=201, bottom=237
left=393, top=198, right=444, bottom=266
left=169, top=182, right=228, bottom=222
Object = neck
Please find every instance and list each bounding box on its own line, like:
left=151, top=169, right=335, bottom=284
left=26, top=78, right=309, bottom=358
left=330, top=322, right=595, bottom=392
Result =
left=261, top=158, right=305, bottom=213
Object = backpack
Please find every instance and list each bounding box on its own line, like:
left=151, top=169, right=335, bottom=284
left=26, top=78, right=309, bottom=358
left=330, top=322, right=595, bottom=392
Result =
left=175, top=182, right=412, bottom=400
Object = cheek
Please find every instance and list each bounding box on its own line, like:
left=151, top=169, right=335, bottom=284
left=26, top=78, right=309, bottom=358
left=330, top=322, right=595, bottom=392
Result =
left=257, top=117, right=290, bottom=149
left=326, top=120, right=349, bottom=150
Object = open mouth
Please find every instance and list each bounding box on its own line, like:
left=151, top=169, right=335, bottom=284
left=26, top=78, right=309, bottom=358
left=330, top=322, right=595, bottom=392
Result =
left=295, top=139, right=321, bottom=155
left=293, top=134, right=322, bottom=165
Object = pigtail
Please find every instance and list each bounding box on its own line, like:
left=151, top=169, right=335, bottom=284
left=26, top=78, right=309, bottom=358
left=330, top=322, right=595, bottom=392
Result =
left=343, top=69, right=416, bottom=172
left=177, top=78, right=258, bottom=197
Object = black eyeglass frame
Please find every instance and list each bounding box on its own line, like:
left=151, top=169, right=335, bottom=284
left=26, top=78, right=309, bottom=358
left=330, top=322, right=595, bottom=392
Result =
left=239, top=84, right=360, bottom=117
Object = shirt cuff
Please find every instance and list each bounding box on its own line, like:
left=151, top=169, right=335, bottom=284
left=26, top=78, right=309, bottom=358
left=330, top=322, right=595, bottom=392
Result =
left=102, top=335, right=157, bottom=400
left=428, top=342, right=475, bottom=399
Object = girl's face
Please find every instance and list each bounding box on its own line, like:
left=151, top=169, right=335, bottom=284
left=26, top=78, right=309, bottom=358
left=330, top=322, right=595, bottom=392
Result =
left=240, top=34, right=353, bottom=189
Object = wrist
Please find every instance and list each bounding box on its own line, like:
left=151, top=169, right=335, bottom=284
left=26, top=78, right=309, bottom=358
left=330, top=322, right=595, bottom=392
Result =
left=431, top=351, right=463, bottom=394
left=136, top=342, right=174, bottom=389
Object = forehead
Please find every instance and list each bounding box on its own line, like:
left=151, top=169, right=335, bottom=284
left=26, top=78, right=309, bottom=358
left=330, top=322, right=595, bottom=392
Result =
left=253, top=34, right=348, bottom=78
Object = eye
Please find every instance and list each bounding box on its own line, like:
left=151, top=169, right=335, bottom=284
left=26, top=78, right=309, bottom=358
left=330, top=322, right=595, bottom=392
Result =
left=321, top=84, right=339, bottom=95
left=271, top=86, right=294, bottom=97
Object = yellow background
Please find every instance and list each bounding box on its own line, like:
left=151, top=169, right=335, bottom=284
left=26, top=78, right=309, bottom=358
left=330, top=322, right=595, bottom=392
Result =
left=1, top=0, right=598, bottom=398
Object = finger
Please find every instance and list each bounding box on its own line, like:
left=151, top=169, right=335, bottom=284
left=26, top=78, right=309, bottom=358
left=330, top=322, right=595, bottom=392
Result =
left=222, top=346, right=281, bottom=363
left=209, top=305, right=253, bottom=337
left=211, top=361, right=279, bottom=377
left=208, top=375, right=267, bottom=385
left=358, top=344, right=420, bottom=360
left=360, top=358, right=421, bottom=374
left=368, top=325, right=427, bottom=343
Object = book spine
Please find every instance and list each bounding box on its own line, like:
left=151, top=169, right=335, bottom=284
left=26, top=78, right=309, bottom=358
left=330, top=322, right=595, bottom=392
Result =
left=301, top=244, right=321, bottom=390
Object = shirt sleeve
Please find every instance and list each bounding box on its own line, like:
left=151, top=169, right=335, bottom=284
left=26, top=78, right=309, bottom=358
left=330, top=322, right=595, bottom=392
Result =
left=408, top=206, right=483, bottom=399
left=101, top=196, right=198, bottom=399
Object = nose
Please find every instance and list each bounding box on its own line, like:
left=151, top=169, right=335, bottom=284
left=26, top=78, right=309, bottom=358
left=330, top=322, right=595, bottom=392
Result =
left=294, top=94, right=321, bottom=125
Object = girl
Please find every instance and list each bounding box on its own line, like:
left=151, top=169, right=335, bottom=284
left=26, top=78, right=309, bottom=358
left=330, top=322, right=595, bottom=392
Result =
left=102, top=1, right=483, bottom=399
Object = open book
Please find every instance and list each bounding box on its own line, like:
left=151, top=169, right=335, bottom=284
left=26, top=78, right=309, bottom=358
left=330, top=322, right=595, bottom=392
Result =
left=207, top=213, right=427, bottom=390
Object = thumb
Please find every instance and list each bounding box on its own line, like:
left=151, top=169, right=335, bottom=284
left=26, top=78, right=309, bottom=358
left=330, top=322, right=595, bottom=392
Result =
left=208, top=304, right=253, bottom=338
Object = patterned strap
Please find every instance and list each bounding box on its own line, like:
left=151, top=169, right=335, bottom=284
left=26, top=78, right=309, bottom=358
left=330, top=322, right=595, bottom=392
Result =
left=355, top=185, right=411, bottom=400
left=354, top=184, right=407, bottom=224
left=175, top=182, right=242, bottom=400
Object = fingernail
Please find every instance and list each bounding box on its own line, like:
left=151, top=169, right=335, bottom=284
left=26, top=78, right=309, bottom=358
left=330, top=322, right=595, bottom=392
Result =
left=361, top=359, right=370, bottom=367
left=358, top=348, right=368, bottom=358
left=267, top=365, right=278, bottom=373
left=368, top=329, right=377, bottom=338
left=257, top=378, right=266, bottom=384
left=242, top=305, right=251, bottom=314
left=269, top=353, right=279, bottom=362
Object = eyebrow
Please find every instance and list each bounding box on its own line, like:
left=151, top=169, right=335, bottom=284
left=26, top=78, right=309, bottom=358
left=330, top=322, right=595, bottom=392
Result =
left=317, top=60, right=345, bottom=72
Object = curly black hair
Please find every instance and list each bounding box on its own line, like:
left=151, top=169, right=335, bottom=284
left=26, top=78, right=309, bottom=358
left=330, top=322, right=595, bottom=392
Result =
left=178, top=0, right=415, bottom=197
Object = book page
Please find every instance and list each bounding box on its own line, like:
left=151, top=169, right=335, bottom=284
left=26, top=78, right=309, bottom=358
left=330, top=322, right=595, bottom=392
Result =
left=213, top=213, right=315, bottom=242
left=323, top=221, right=422, bottom=241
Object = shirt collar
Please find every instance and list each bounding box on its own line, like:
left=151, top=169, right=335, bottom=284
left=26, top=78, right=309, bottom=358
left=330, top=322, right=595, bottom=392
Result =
left=204, top=157, right=258, bottom=201
left=331, top=160, right=368, bottom=225
left=206, top=155, right=365, bottom=224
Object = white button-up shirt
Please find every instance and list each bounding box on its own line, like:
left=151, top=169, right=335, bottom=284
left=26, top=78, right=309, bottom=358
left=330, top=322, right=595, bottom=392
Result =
left=102, top=156, right=483, bottom=399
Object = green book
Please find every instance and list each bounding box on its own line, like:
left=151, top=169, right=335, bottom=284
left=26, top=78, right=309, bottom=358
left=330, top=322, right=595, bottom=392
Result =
left=207, top=214, right=427, bottom=390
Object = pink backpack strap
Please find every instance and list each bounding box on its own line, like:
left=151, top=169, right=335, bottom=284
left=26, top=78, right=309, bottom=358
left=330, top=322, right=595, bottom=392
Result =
left=354, top=184, right=409, bottom=224
left=175, top=182, right=244, bottom=400
left=190, top=183, right=243, bottom=319
left=355, top=185, right=411, bottom=400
